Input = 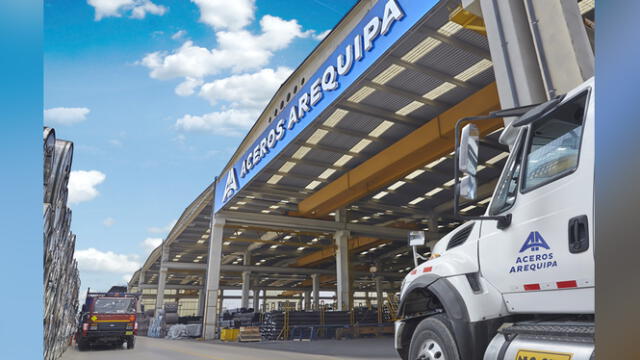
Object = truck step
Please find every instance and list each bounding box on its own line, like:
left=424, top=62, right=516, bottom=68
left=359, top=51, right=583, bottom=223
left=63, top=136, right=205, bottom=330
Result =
left=500, top=321, right=594, bottom=343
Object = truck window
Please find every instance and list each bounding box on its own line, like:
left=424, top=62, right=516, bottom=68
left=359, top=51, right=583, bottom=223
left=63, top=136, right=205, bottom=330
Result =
left=522, top=91, right=588, bottom=192
left=94, top=298, right=135, bottom=314
left=489, top=128, right=526, bottom=215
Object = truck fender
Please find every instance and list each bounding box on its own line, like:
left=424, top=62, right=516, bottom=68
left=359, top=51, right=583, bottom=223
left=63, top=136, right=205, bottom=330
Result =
left=399, top=277, right=486, bottom=360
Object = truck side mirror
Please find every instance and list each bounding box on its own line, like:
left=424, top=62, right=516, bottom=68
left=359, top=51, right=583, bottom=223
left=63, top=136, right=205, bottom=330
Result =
left=458, top=124, right=479, bottom=200
left=408, top=231, right=426, bottom=247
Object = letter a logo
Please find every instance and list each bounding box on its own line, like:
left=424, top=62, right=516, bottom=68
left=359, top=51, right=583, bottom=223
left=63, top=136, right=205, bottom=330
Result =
left=519, top=231, right=551, bottom=253
left=222, top=169, right=238, bottom=203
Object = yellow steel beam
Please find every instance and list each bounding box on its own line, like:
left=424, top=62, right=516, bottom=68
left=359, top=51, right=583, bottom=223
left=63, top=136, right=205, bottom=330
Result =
left=291, top=236, right=387, bottom=268
left=297, top=82, right=502, bottom=217
left=449, top=5, right=487, bottom=36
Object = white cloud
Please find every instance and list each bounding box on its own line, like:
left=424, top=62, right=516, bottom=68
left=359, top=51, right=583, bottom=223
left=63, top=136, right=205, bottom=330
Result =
left=122, top=274, right=133, bottom=283
left=68, top=170, right=106, bottom=204
left=44, top=107, right=90, bottom=125
left=199, top=67, right=292, bottom=106
left=87, top=0, right=167, bottom=21
left=315, top=29, right=331, bottom=40
left=103, top=217, right=116, bottom=227
left=171, top=29, right=187, bottom=40
left=191, top=0, right=255, bottom=31
left=176, top=108, right=260, bottom=137
left=140, top=16, right=308, bottom=81
left=175, top=77, right=204, bottom=96
left=75, top=248, right=140, bottom=273
left=147, top=219, right=177, bottom=234
left=141, top=237, right=163, bottom=254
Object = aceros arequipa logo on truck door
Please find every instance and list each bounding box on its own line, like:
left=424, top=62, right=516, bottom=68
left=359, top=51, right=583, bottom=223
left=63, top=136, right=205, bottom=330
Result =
left=509, top=231, right=558, bottom=274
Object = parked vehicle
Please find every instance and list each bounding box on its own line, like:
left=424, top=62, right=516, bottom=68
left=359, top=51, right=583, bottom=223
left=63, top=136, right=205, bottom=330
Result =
left=76, top=286, right=139, bottom=350
left=395, top=78, right=595, bottom=360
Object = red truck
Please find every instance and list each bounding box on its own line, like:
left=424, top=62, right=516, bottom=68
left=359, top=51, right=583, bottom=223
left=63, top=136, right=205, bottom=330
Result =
left=76, top=286, right=139, bottom=350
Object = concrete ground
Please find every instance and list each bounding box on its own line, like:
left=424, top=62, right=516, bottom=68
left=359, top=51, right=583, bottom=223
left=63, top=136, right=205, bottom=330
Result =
left=61, top=336, right=400, bottom=360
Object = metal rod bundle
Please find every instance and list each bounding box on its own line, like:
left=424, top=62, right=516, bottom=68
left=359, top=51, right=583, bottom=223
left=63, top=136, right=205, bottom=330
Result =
left=43, top=128, right=81, bottom=360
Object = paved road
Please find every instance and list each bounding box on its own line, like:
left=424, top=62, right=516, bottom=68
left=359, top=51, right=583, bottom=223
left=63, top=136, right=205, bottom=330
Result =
left=62, top=336, right=399, bottom=360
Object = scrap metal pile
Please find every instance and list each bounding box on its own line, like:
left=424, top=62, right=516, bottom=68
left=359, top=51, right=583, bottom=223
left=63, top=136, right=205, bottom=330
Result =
left=43, top=128, right=81, bottom=360
left=260, top=308, right=381, bottom=340
left=220, top=308, right=260, bottom=329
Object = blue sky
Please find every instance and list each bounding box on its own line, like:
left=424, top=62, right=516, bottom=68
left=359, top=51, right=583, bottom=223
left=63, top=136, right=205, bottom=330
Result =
left=44, top=0, right=357, bottom=296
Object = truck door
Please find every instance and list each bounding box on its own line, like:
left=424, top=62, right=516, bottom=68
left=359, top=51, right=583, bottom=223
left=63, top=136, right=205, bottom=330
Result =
left=478, top=84, right=594, bottom=314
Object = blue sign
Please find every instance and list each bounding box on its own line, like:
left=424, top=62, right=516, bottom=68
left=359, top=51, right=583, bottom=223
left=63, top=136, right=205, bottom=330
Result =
left=214, top=0, right=439, bottom=212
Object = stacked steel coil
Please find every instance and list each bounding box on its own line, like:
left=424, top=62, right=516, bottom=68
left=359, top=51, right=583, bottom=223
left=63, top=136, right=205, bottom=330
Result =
left=43, top=128, right=81, bottom=360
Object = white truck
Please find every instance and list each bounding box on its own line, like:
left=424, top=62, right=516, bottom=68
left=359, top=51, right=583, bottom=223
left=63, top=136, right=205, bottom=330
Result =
left=395, top=78, right=594, bottom=360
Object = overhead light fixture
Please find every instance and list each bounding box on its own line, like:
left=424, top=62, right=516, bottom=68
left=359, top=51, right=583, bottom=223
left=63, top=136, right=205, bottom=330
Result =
left=478, top=197, right=492, bottom=205
left=369, top=120, right=394, bottom=138
left=267, top=174, right=283, bottom=185
left=197, top=255, right=203, bottom=259
left=175, top=254, right=182, bottom=258
left=402, top=37, right=441, bottom=63
left=443, top=179, right=456, bottom=187
left=292, top=146, right=311, bottom=160
left=297, top=246, right=305, bottom=251
left=261, top=210, right=271, bottom=214
left=284, top=235, right=293, bottom=240
left=323, top=109, right=348, bottom=128
left=426, top=187, right=444, bottom=197
left=279, top=161, right=296, bottom=173
left=223, top=241, right=231, bottom=245
left=578, top=0, right=594, bottom=14
left=424, top=82, right=456, bottom=100
left=373, top=191, right=388, bottom=200
left=229, top=206, right=239, bottom=210
left=360, top=251, right=368, bottom=255
left=348, top=87, right=375, bottom=103
left=409, top=196, right=425, bottom=205
left=269, top=205, right=280, bottom=210
left=461, top=205, right=477, bottom=213
left=319, top=169, right=336, bottom=180
left=455, top=59, right=493, bottom=82
left=334, top=154, right=353, bottom=167
left=388, top=180, right=406, bottom=191
left=372, top=64, right=405, bottom=84
left=236, top=201, right=247, bottom=205
left=437, top=21, right=463, bottom=36
left=350, top=139, right=372, bottom=154
left=405, top=169, right=425, bottom=179
left=311, top=238, right=319, bottom=242
left=307, top=129, right=328, bottom=145
left=305, top=180, right=322, bottom=190
left=396, top=101, right=423, bottom=116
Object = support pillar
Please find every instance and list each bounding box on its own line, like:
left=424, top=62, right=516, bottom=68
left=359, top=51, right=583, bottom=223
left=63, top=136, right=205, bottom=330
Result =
left=203, top=215, right=225, bottom=340
left=262, top=288, right=268, bottom=312
left=311, top=273, right=320, bottom=310
left=304, top=290, right=311, bottom=310
left=155, top=244, right=169, bottom=313
left=335, top=209, right=351, bottom=311
left=197, top=288, right=205, bottom=317
left=138, top=270, right=145, bottom=293
left=375, top=276, right=384, bottom=308
left=252, top=289, right=260, bottom=311
left=241, top=251, right=251, bottom=309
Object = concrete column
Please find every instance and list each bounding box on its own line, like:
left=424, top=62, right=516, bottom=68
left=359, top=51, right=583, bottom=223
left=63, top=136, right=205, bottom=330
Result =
left=311, top=274, right=320, bottom=310
left=298, top=294, right=303, bottom=310
left=252, top=289, right=260, bottom=311
left=365, top=291, right=371, bottom=308
left=138, top=270, right=145, bottom=291
left=241, top=252, right=251, bottom=309
left=335, top=209, right=351, bottom=311
left=375, top=276, right=384, bottom=308
left=203, top=215, right=225, bottom=340
left=197, top=288, right=206, bottom=317
left=262, top=289, right=268, bottom=312
left=155, top=244, right=169, bottom=312
left=304, top=290, right=311, bottom=310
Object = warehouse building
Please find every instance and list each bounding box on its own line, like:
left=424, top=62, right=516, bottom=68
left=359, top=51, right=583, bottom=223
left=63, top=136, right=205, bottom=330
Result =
left=128, top=0, right=595, bottom=341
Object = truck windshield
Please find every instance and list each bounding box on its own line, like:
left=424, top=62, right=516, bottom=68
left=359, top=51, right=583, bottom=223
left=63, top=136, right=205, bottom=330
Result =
left=93, top=298, right=135, bottom=314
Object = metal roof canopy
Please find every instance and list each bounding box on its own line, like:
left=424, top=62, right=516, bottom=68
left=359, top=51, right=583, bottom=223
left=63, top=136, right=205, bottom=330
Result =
left=130, top=0, right=523, bottom=292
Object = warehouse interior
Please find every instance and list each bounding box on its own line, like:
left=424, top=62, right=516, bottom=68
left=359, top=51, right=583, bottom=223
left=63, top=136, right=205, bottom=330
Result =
left=127, top=0, right=595, bottom=342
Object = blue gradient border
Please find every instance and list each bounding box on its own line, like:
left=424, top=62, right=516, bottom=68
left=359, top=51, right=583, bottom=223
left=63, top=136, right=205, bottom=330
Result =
left=0, top=1, right=43, bottom=358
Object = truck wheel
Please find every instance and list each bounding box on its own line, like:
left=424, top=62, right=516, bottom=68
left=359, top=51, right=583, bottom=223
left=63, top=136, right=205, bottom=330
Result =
left=126, top=336, right=135, bottom=349
left=408, top=315, right=460, bottom=360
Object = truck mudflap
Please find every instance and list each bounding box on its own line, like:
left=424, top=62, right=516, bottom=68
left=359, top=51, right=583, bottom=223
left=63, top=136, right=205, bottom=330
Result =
left=484, top=322, right=594, bottom=360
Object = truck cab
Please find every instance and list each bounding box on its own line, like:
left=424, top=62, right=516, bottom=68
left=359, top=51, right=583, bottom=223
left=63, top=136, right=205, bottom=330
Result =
left=76, top=286, right=140, bottom=351
left=395, top=78, right=595, bottom=360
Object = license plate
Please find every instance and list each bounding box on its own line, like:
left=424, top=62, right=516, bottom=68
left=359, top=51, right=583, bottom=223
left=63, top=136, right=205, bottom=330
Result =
left=516, top=350, right=572, bottom=360
left=125, top=331, right=133, bottom=335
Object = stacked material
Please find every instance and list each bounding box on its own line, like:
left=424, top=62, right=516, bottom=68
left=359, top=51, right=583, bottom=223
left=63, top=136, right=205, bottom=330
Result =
left=164, top=302, right=180, bottom=325
left=43, top=128, right=81, bottom=360
left=165, top=324, right=202, bottom=339
left=260, top=308, right=382, bottom=340
left=220, top=308, right=260, bottom=329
